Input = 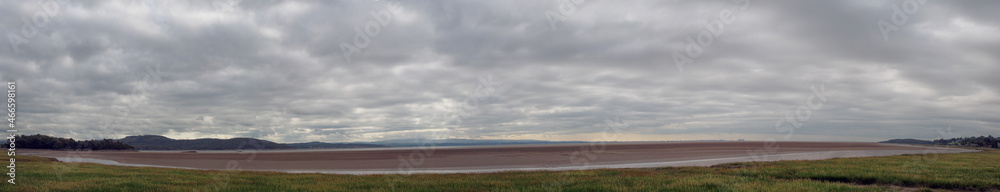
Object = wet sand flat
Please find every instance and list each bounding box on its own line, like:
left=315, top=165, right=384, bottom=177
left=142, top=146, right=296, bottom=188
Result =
left=21, top=142, right=974, bottom=174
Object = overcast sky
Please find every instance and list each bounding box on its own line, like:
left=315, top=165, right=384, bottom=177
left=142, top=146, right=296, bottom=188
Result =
left=1, top=0, right=998, bottom=143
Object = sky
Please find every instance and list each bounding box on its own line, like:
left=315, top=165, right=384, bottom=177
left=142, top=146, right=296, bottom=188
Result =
left=1, top=0, right=998, bottom=143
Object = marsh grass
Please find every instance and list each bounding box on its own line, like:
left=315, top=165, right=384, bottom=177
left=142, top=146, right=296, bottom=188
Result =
left=3, top=149, right=997, bottom=191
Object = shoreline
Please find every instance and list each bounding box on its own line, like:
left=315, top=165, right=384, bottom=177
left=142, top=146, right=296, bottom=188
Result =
left=22, top=142, right=977, bottom=175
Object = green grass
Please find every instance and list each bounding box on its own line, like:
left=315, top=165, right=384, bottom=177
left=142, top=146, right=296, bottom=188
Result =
left=3, top=149, right=998, bottom=191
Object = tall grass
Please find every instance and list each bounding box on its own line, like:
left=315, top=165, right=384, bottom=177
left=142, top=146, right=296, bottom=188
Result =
left=2, top=150, right=997, bottom=191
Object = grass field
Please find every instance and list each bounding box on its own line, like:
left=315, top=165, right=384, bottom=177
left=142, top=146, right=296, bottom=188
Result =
left=3, top=149, right=998, bottom=191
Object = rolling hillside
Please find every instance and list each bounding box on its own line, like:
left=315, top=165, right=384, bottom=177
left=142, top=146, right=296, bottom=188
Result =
left=118, top=135, right=294, bottom=150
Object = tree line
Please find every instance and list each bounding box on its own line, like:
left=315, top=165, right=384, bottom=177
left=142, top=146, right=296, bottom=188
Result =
left=932, top=135, right=999, bottom=149
left=7, top=134, right=136, bottom=150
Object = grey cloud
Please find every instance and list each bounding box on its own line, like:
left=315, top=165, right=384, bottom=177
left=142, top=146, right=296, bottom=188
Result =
left=1, top=0, right=997, bottom=143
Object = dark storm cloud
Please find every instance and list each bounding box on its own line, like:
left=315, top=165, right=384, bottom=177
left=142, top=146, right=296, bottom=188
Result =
left=0, top=0, right=997, bottom=142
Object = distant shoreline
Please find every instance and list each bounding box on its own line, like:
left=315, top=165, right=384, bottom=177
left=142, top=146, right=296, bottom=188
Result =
left=21, top=141, right=977, bottom=175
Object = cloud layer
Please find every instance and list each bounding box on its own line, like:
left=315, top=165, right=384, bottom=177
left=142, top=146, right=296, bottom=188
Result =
left=1, top=0, right=997, bottom=142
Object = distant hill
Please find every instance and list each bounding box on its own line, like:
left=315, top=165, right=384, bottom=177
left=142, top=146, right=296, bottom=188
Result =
left=285, top=142, right=386, bottom=149
left=119, top=135, right=294, bottom=150
left=118, top=135, right=583, bottom=150
left=878, top=138, right=932, bottom=144
left=118, top=135, right=389, bottom=150
left=362, top=138, right=587, bottom=147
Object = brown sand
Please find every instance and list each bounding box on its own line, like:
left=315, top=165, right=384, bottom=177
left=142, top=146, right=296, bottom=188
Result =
left=21, top=142, right=968, bottom=174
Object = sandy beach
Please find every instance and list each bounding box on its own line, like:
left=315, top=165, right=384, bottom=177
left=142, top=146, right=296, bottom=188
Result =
left=21, top=141, right=975, bottom=174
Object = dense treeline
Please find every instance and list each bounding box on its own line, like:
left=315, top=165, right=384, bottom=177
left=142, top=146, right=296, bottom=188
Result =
left=7, top=134, right=136, bottom=150
left=932, top=135, right=999, bottom=149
